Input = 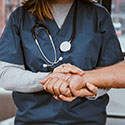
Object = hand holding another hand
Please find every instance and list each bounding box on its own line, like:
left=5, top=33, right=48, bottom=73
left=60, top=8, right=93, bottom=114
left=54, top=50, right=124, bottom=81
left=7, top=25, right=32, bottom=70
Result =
left=40, top=63, right=98, bottom=102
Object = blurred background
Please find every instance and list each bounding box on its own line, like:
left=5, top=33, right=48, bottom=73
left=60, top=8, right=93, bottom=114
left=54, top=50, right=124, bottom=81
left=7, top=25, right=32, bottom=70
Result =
left=0, top=0, right=125, bottom=125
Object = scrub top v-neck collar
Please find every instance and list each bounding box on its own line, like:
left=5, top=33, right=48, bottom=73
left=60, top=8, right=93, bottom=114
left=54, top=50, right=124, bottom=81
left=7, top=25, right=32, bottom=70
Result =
left=38, top=0, right=77, bottom=39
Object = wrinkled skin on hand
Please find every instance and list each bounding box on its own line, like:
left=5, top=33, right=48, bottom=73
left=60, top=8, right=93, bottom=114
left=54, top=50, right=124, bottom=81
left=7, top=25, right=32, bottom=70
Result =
left=40, top=64, right=98, bottom=102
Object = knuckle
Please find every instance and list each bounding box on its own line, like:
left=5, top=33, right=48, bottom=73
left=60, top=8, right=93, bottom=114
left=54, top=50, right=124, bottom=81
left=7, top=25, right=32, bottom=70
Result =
left=52, top=78, right=58, bottom=82
left=53, top=69, right=57, bottom=72
left=67, top=63, right=71, bottom=65
left=53, top=85, right=58, bottom=91
left=64, top=90, right=70, bottom=96
left=60, top=88, right=66, bottom=94
left=43, top=85, right=46, bottom=90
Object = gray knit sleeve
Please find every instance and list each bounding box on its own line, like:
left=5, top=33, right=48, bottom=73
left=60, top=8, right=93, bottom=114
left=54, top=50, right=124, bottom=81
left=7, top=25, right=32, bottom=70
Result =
left=0, top=61, right=49, bottom=93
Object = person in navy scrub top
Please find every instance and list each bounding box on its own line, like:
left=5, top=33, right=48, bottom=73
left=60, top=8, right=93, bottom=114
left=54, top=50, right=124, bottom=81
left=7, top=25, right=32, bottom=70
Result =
left=0, top=0, right=123, bottom=124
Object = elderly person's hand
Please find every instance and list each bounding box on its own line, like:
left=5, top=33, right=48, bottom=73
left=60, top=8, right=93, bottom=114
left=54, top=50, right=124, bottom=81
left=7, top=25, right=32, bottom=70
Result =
left=40, top=63, right=84, bottom=97
left=41, top=73, right=71, bottom=96
left=53, top=63, right=98, bottom=96
left=40, top=64, right=98, bottom=102
left=53, top=63, right=84, bottom=75
left=55, top=75, right=98, bottom=102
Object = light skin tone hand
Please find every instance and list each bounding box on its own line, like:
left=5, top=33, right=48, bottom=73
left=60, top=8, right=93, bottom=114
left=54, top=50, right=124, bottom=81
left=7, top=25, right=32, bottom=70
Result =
left=41, top=63, right=85, bottom=97
left=40, top=64, right=98, bottom=102
left=52, top=74, right=98, bottom=102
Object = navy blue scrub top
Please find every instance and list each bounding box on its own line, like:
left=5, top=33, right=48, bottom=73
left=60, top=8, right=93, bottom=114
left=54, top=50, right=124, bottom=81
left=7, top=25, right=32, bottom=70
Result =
left=0, top=0, right=124, bottom=124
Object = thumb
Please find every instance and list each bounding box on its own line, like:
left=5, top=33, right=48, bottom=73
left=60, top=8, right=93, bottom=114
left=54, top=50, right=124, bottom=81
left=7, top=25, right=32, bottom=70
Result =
left=86, top=82, right=98, bottom=95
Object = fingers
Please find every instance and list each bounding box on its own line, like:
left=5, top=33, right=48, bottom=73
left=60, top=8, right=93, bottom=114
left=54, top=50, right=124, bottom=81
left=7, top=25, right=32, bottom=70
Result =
left=40, top=73, right=71, bottom=85
left=54, top=95, right=76, bottom=102
left=41, top=63, right=84, bottom=85
left=43, top=78, right=72, bottom=97
left=44, top=78, right=58, bottom=95
left=54, top=84, right=98, bottom=101
left=59, top=95, right=76, bottom=102
left=59, top=81, right=72, bottom=97
left=70, top=86, right=95, bottom=98
left=53, top=63, right=84, bottom=75
left=70, top=64, right=84, bottom=75
left=43, top=78, right=52, bottom=91
left=53, top=79, right=63, bottom=96
left=86, top=82, right=98, bottom=95
left=51, top=73, right=71, bottom=81
left=53, top=95, right=62, bottom=101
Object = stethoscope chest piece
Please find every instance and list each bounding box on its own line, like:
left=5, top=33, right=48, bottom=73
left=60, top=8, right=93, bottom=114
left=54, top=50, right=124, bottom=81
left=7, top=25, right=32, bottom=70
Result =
left=32, top=0, right=77, bottom=67
left=60, top=41, right=71, bottom=52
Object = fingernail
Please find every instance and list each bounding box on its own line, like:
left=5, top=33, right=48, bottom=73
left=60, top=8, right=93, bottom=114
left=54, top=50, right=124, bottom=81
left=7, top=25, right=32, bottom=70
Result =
left=40, top=81, right=44, bottom=84
left=54, top=96, right=57, bottom=99
left=59, top=95, right=63, bottom=98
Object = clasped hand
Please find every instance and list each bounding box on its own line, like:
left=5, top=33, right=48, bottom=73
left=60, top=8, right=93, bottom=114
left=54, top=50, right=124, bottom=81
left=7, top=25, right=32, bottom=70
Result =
left=40, top=64, right=98, bottom=102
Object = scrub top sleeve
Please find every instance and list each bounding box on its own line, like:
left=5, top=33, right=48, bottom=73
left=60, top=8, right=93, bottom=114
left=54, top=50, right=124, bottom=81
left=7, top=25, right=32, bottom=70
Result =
left=0, top=12, right=24, bottom=65
left=97, top=8, right=124, bottom=67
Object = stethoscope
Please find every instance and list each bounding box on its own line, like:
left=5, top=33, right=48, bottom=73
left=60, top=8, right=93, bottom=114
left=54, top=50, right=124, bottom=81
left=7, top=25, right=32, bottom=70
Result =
left=32, top=1, right=77, bottom=68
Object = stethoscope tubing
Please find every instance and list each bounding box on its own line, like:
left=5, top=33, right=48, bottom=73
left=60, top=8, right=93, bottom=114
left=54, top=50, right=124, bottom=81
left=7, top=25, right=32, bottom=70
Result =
left=32, top=26, right=57, bottom=65
left=32, top=1, right=77, bottom=67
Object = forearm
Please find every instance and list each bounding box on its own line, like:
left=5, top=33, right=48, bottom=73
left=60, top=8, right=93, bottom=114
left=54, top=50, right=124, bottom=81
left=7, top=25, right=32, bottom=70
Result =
left=0, top=61, right=49, bottom=93
left=84, top=61, right=125, bottom=88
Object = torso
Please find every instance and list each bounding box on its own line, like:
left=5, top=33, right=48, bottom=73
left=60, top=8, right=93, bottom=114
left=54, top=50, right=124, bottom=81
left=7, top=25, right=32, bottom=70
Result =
left=12, top=1, right=115, bottom=124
